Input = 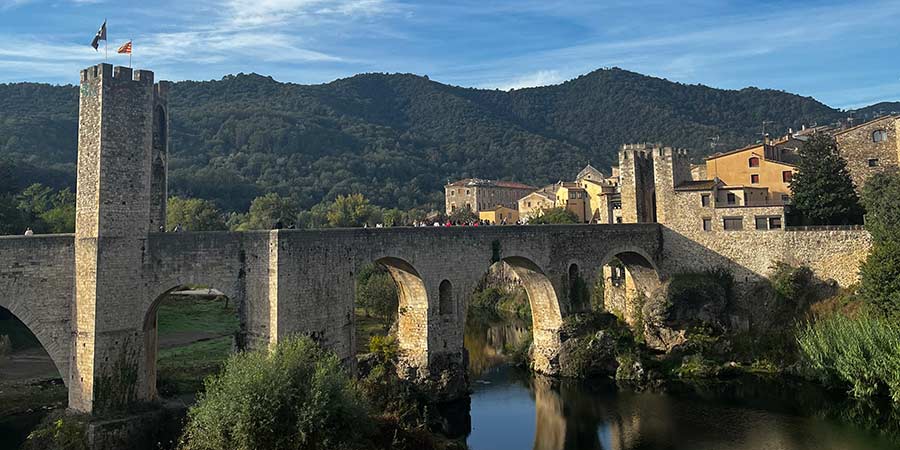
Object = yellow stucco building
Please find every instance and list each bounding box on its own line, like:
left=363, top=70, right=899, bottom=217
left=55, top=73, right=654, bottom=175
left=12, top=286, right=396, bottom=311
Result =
left=705, top=142, right=798, bottom=204
left=478, top=206, right=519, bottom=224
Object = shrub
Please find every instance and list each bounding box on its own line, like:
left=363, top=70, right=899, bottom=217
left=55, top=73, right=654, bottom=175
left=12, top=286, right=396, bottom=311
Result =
left=368, top=334, right=399, bottom=364
left=179, top=336, right=372, bottom=450
left=770, top=262, right=814, bottom=304
left=797, top=312, right=900, bottom=403
left=24, top=413, right=89, bottom=450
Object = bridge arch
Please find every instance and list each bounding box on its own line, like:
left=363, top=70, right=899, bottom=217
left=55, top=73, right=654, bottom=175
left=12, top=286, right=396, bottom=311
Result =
left=140, top=283, right=242, bottom=400
left=596, top=246, right=662, bottom=326
left=470, top=256, right=563, bottom=374
left=0, top=303, right=67, bottom=386
left=356, top=256, right=429, bottom=370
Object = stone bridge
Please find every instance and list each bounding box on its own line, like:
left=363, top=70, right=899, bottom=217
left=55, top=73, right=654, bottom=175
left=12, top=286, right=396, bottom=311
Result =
left=0, top=63, right=872, bottom=414
left=0, top=224, right=666, bottom=412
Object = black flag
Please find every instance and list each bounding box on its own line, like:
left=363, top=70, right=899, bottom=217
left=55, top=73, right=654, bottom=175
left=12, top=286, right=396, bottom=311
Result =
left=91, top=20, right=107, bottom=51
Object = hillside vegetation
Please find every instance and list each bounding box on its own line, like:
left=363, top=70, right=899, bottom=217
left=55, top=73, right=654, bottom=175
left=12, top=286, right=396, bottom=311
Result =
left=0, top=68, right=874, bottom=211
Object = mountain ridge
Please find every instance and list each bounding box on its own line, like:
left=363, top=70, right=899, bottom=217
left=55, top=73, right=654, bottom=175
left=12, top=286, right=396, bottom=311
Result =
left=0, top=67, right=893, bottom=212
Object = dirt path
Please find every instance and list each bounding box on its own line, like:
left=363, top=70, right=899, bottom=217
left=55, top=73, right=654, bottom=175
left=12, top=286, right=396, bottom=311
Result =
left=159, top=331, right=231, bottom=349
left=0, top=331, right=231, bottom=384
left=0, top=348, right=59, bottom=381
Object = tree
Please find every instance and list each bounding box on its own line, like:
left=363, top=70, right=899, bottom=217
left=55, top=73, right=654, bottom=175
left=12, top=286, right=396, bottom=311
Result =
left=448, top=205, right=477, bottom=224
left=529, top=207, right=578, bottom=224
left=356, top=264, right=399, bottom=321
left=859, top=170, right=900, bottom=318
left=235, top=193, right=299, bottom=231
left=789, top=133, right=864, bottom=225
left=40, top=188, right=75, bottom=233
left=167, top=197, right=227, bottom=231
left=326, top=193, right=376, bottom=228
left=179, top=337, right=371, bottom=450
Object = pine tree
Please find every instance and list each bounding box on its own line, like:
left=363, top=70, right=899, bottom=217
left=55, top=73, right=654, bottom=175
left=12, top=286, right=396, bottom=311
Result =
left=789, top=133, right=864, bottom=225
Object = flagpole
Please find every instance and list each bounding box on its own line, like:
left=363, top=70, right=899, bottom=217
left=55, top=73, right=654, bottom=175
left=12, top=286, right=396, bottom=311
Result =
left=129, top=37, right=132, bottom=68
left=104, top=18, right=108, bottom=61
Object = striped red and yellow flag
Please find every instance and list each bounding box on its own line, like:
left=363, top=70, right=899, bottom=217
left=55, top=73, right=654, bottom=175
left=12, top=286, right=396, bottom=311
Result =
left=117, top=41, right=132, bottom=54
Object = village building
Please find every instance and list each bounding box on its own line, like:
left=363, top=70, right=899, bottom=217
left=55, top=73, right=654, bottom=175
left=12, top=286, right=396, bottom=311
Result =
left=705, top=141, right=798, bottom=205
left=834, top=115, right=900, bottom=191
left=444, top=178, right=535, bottom=215
left=478, top=205, right=519, bottom=224
left=518, top=186, right=557, bottom=222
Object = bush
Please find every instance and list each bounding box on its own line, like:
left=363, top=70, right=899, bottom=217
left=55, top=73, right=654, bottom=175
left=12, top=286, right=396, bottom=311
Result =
left=179, top=336, right=372, bottom=450
left=24, top=413, right=89, bottom=450
left=797, top=312, right=900, bottom=403
left=770, top=262, right=814, bottom=304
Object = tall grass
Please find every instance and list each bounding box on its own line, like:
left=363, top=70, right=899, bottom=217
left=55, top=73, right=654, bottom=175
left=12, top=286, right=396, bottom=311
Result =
left=798, top=312, right=900, bottom=403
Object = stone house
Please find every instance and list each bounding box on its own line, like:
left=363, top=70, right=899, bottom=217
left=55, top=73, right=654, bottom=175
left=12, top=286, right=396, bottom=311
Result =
left=444, top=178, right=535, bottom=215
left=518, top=187, right=556, bottom=222
left=834, top=115, right=899, bottom=191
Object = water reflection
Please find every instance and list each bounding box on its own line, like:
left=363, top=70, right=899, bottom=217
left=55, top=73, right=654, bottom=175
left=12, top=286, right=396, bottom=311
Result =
left=464, top=310, right=899, bottom=450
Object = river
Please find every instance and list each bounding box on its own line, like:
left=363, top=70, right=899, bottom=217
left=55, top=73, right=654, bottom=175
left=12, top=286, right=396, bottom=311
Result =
left=464, top=309, right=900, bottom=450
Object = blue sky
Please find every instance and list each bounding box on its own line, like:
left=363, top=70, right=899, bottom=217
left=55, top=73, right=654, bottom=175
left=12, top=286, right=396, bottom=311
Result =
left=0, top=0, right=898, bottom=109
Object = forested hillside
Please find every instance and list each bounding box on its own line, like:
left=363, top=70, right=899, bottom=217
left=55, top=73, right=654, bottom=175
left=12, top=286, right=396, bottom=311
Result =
left=0, top=67, right=877, bottom=211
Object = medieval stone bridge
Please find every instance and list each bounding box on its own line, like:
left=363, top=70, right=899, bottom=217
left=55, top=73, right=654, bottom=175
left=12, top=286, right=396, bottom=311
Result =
left=0, top=63, right=872, bottom=414
left=0, top=223, right=667, bottom=412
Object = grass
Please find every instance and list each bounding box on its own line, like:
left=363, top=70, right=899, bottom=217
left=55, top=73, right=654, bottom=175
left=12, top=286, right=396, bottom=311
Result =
left=155, top=295, right=240, bottom=396
left=157, top=294, right=238, bottom=335
left=158, top=336, right=235, bottom=396
left=355, top=308, right=392, bottom=355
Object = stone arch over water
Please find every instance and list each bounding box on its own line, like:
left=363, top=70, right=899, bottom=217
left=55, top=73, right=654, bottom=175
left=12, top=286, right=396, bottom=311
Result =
left=361, top=257, right=429, bottom=369
left=494, top=256, right=564, bottom=374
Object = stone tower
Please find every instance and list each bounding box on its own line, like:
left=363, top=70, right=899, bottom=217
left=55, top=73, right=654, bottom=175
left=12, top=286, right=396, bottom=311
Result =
left=618, top=144, right=656, bottom=223
left=72, top=63, right=167, bottom=413
left=652, top=146, right=692, bottom=225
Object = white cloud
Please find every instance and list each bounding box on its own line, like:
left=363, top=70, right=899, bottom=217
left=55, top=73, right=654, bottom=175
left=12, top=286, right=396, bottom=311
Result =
left=225, top=0, right=387, bottom=27
left=494, top=70, right=564, bottom=91
left=0, top=0, right=31, bottom=9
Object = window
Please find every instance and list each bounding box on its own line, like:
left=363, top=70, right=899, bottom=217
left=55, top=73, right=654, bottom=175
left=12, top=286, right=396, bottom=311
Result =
left=755, top=216, right=768, bottom=230
left=527, top=201, right=532, bottom=208
left=868, top=158, right=879, bottom=167
left=723, top=217, right=743, bottom=230
left=873, top=130, right=888, bottom=143
left=701, top=194, right=710, bottom=207
left=769, top=217, right=782, bottom=229
left=749, top=157, right=760, bottom=167
left=750, top=174, right=760, bottom=184
left=727, top=193, right=737, bottom=205
left=569, top=192, right=576, bottom=199
left=439, top=280, right=452, bottom=315
left=465, top=189, right=470, bottom=195
left=616, top=217, right=623, bottom=224
left=702, top=218, right=712, bottom=231
left=782, top=171, right=792, bottom=183
left=781, top=194, right=791, bottom=203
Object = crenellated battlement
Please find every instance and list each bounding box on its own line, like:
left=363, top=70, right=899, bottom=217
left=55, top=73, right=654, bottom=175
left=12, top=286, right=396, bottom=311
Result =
left=654, top=146, right=690, bottom=158
left=79, top=63, right=154, bottom=85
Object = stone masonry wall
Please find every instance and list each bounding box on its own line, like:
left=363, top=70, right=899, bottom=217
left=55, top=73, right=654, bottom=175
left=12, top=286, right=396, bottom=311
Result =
left=0, top=235, right=75, bottom=384
left=835, top=116, right=899, bottom=191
